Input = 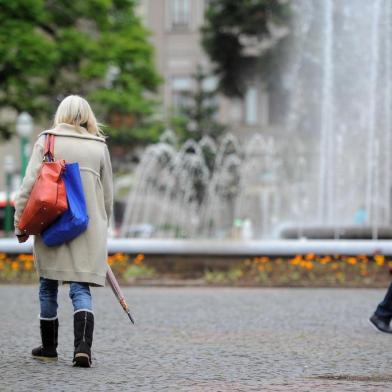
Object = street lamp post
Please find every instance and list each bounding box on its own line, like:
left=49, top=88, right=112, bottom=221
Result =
left=4, top=155, right=14, bottom=236
left=16, top=112, right=34, bottom=178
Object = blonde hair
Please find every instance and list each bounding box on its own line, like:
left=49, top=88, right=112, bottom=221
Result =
left=53, top=95, right=106, bottom=138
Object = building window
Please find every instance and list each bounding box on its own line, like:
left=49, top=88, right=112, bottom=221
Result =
left=202, top=76, right=218, bottom=92
left=244, top=86, right=258, bottom=125
left=171, top=76, right=192, bottom=110
left=170, top=0, right=191, bottom=30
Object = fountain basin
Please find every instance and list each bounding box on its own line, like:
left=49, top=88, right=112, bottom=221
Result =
left=1, top=238, right=392, bottom=256
left=280, top=226, right=392, bottom=240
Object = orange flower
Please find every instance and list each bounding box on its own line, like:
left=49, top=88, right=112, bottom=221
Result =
left=0, top=253, right=6, bottom=260
left=134, top=253, right=145, bottom=265
left=11, top=261, right=19, bottom=271
left=24, top=261, right=33, bottom=271
left=0, top=260, right=4, bottom=270
left=300, top=261, right=308, bottom=269
left=113, top=252, right=127, bottom=262
left=346, top=257, right=357, bottom=265
left=305, top=261, right=314, bottom=270
left=18, top=254, right=33, bottom=262
left=291, top=255, right=302, bottom=265
left=319, top=256, right=331, bottom=264
left=258, top=265, right=265, bottom=272
left=290, top=258, right=300, bottom=266
left=306, top=253, right=316, bottom=260
left=331, top=263, right=339, bottom=270
left=375, top=255, right=385, bottom=266
left=21, top=255, right=33, bottom=263
left=109, top=253, right=127, bottom=264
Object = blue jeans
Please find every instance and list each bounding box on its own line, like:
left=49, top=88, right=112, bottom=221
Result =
left=39, top=277, right=92, bottom=320
left=375, top=281, right=392, bottom=322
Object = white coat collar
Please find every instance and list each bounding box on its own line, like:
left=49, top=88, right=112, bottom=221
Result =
left=38, top=123, right=107, bottom=143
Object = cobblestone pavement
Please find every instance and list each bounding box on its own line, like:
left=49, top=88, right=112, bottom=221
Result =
left=1, top=286, right=392, bottom=391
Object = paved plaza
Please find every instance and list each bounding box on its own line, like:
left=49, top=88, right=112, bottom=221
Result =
left=1, top=286, right=392, bottom=391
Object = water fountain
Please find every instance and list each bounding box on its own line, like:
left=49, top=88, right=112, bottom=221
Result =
left=121, top=0, right=392, bottom=240
left=120, top=129, right=283, bottom=239
left=279, top=0, right=392, bottom=238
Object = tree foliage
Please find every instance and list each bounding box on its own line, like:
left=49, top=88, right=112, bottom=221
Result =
left=0, top=0, right=161, bottom=143
left=172, top=65, right=225, bottom=143
left=201, top=0, right=289, bottom=98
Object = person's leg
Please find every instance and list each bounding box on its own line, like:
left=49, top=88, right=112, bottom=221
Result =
left=39, top=277, right=59, bottom=320
left=370, top=282, right=392, bottom=333
left=69, top=281, right=92, bottom=313
left=32, top=278, right=59, bottom=358
left=69, top=282, right=94, bottom=367
left=375, top=282, right=392, bottom=320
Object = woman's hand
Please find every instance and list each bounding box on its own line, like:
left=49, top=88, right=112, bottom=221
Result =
left=16, top=234, right=29, bottom=243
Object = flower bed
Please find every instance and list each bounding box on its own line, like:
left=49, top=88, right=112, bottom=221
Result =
left=0, top=253, right=153, bottom=284
left=0, top=252, right=391, bottom=287
left=203, top=254, right=392, bottom=287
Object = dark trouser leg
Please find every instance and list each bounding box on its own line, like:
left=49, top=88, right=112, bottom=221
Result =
left=375, top=282, right=392, bottom=322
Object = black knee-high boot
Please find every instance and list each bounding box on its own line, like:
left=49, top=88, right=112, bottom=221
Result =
left=32, top=319, right=58, bottom=359
left=73, top=311, right=94, bottom=367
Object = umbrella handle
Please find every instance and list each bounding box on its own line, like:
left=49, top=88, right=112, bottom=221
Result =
left=120, top=298, right=135, bottom=324
left=119, top=297, right=128, bottom=311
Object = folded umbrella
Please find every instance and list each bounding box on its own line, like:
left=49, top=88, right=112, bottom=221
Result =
left=106, top=265, right=135, bottom=324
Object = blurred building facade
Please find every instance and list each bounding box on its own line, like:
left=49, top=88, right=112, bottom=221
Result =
left=136, top=0, right=271, bottom=136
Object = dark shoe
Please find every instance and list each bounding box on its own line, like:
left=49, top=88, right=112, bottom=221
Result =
left=73, top=311, right=94, bottom=368
left=32, top=318, right=58, bottom=359
left=369, top=314, right=392, bottom=333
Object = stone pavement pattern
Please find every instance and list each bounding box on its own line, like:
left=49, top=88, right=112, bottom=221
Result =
left=1, top=286, right=392, bottom=391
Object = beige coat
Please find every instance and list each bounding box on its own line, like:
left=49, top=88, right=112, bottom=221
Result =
left=14, top=123, right=114, bottom=286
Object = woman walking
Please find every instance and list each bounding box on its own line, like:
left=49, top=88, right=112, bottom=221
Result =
left=14, top=95, right=113, bottom=367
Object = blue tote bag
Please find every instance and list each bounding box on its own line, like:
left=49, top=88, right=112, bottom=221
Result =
left=42, top=162, right=89, bottom=247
